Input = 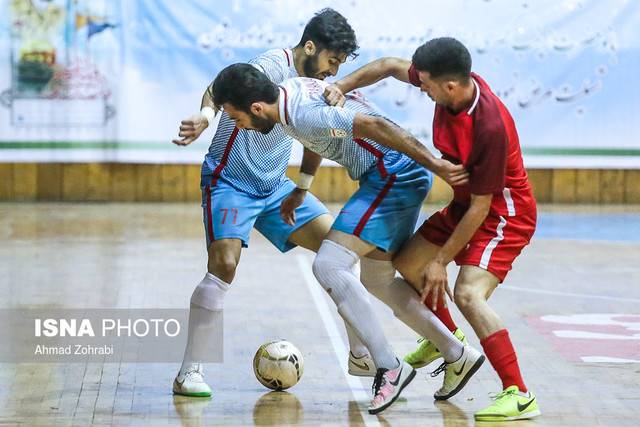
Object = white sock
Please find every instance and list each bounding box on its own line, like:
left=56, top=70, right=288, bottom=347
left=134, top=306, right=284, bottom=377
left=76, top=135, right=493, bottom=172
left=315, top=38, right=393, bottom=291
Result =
left=345, top=260, right=369, bottom=358
left=360, top=258, right=463, bottom=363
left=313, top=240, right=398, bottom=370
left=359, top=257, right=396, bottom=301
left=180, top=272, right=229, bottom=374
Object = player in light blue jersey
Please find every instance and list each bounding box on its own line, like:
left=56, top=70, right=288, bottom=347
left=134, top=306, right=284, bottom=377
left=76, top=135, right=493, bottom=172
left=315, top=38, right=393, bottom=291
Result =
left=170, top=9, right=376, bottom=398
left=212, top=64, right=486, bottom=414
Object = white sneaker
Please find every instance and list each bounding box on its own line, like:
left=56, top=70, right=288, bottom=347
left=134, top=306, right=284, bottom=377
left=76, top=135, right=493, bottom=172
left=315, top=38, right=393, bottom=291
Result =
left=348, top=352, right=376, bottom=377
left=433, top=345, right=485, bottom=400
left=368, top=359, right=416, bottom=414
left=173, top=363, right=212, bottom=397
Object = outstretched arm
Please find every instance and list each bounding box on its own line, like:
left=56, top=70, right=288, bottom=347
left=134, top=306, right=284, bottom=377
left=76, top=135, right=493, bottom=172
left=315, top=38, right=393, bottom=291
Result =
left=324, top=57, right=411, bottom=106
left=338, top=57, right=412, bottom=92
left=352, top=113, right=468, bottom=186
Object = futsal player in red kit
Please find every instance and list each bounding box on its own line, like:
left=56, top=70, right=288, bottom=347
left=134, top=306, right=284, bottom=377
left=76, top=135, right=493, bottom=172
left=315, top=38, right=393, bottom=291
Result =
left=325, top=37, right=540, bottom=421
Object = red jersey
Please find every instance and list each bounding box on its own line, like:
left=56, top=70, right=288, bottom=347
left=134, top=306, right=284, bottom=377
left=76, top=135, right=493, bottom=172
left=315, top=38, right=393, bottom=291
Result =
left=408, top=65, right=535, bottom=217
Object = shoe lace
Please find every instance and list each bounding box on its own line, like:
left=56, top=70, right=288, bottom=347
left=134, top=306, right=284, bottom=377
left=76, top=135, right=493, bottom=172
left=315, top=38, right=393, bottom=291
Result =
left=371, top=368, right=388, bottom=395
left=430, top=362, right=447, bottom=378
left=183, top=367, right=203, bottom=381
left=488, top=388, right=517, bottom=401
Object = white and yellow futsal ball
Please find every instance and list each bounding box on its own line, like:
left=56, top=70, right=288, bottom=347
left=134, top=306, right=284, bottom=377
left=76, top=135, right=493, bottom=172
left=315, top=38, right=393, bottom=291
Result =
left=253, top=340, right=304, bottom=391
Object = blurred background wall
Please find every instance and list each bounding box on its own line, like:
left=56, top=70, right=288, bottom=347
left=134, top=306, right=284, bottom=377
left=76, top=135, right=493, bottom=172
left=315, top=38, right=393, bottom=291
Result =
left=1, top=0, right=639, bottom=203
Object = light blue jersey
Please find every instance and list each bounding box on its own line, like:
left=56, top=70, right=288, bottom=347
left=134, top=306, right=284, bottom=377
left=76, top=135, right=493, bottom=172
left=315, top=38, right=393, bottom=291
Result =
left=276, top=77, right=433, bottom=252
left=277, top=77, right=405, bottom=181
left=202, top=48, right=298, bottom=197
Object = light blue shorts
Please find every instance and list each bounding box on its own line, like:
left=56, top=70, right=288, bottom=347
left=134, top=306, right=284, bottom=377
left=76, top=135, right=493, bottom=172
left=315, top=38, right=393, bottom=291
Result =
left=332, top=156, right=432, bottom=252
left=201, top=176, right=329, bottom=252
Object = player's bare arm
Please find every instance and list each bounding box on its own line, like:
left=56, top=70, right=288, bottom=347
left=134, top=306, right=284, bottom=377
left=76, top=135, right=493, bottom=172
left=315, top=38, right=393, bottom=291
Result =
left=324, top=57, right=411, bottom=106
left=172, top=82, right=219, bottom=146
left=352, top=113, right=468, bottom=186
left=421, top=193, right=492, bottom=309
left=280, top=148, right=324, bottom=226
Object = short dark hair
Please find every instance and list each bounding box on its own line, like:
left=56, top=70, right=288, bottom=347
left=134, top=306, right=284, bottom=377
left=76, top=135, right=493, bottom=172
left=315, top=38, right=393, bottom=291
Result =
left=296, top=8, right=359, bottom=59
left=211, top=63, right=278, bottom=113
left=412, top=37, right=472, bottom=82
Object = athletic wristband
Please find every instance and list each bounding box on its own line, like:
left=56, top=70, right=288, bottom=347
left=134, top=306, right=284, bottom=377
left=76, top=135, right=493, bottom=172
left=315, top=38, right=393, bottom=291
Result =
left=296, top=172, right=314, bottom=190
left=200, top=106, right=216, bottom=124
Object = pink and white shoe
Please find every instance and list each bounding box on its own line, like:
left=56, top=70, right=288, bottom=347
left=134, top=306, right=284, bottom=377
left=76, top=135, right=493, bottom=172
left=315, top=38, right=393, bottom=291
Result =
left=368, top=359, right=416, bottom=414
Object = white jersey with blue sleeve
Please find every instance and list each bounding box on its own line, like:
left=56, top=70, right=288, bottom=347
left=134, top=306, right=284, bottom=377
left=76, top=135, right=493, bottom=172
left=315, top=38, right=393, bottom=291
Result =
left=277, top=77, right=404, bottom=181
left=202, top=48, right=298, bottom=197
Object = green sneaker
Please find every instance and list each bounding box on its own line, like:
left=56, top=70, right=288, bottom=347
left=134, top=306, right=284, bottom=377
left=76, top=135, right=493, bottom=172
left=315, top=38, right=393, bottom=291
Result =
left=474, top=385, right=541, bottom=421
left=403, top=328, right=467, bottom=369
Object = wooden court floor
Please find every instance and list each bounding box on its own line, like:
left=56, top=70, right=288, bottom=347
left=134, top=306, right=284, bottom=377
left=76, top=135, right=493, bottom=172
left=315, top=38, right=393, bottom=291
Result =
left=1, top=203, right=639, bottom=426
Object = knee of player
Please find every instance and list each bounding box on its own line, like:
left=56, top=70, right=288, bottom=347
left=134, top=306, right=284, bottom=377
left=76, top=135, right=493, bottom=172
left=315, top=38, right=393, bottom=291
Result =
left=311, top=254, right=331, bottom=283
left=312, top=240, right=357, bottom=286
left=453, top=285, right=480, bottom=310
left=207, top=253, right=238, bottom=282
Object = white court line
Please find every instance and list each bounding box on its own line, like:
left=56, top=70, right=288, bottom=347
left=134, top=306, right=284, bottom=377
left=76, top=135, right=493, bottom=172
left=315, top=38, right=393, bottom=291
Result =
left=553, top=330, right=640, bottom=340
left=500, top=285, right=640, bottom=303
left=296, top=255, right=380, bottom=427
left=581, top=356, right=640, bottom=363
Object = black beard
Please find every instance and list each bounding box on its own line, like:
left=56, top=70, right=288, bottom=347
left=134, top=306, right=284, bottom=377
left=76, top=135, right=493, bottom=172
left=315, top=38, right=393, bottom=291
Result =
left=302, top=54, right=320, bottom=78
left=250, top=114, right=276, bottom=134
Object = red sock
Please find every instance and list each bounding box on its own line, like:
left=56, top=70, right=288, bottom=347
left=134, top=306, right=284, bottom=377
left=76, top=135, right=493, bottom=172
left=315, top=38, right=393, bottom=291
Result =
left=480, top=329, right=527, bottom=393
left=424, top=292, right=458, bottom=332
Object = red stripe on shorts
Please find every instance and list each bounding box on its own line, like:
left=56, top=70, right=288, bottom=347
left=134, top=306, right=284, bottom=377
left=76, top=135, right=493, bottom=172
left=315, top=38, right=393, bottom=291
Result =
left=353, top=174, right=397, bottom=237
left=205, top=185, right=214, bottom=243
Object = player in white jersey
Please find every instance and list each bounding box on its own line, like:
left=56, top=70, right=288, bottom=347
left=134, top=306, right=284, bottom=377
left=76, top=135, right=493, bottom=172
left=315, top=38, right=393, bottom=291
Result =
left=211, top=64, right=485, bottom=414
left=170, top=9, right=375, bottom=398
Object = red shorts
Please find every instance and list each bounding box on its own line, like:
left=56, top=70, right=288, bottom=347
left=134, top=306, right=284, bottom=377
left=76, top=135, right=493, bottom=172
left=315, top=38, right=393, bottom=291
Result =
left=418, top=204, right=537, bottom=282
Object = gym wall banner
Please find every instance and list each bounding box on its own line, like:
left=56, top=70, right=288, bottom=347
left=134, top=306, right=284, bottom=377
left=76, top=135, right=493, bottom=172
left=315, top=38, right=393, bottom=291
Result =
left=1, top=0, right=638, bottom=168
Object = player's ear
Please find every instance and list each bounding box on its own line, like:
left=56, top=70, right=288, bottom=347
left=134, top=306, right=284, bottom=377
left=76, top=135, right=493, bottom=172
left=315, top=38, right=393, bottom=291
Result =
left=304, top=40, right=317, bottom=56
left=250, top=102, right=263, bottom=115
